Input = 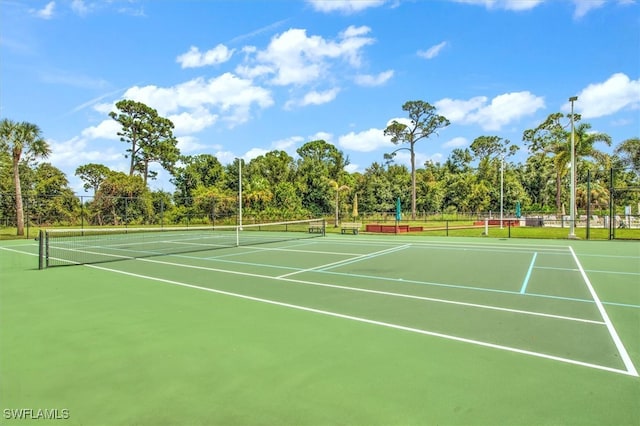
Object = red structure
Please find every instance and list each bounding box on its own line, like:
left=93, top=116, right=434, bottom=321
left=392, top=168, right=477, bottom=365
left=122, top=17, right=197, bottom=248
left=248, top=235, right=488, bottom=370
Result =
left=365, top=224, right=424, bottom=233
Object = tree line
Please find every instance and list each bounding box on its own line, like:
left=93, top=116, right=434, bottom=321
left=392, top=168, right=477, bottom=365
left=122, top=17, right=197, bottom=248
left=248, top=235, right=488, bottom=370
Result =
left=1, top=100, right=639, bottom=235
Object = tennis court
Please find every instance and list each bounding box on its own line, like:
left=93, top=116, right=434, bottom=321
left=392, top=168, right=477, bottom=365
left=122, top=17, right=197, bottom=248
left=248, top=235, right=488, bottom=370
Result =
left=1, top=223, right=639, bottom=425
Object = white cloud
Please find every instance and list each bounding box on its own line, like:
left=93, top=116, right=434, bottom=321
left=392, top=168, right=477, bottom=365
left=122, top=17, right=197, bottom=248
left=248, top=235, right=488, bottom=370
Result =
left=272, top=136, right=305, bottom=151
left=307, top=0, right=387, bottom=13
left=117, top=6, right=146, bottom=17
left=354, top=70, right=394, bottom=86
left=215, top=150, right=238, bottom=165
left=310, top=131, right=334, bottom=143
left=385, top=117, right=413, bottom=128
left=81, top=119, right=121, bottom=140
left=169, top=109, right=219, bottom=135
left=176, top=44, right=234, bottom=68
left=122, top=73, right=273, bottom=128
left=572, top=73, right=640, bottom=119
left=245, top=147, right=270, bottom=160
left=345, top=163, right=360, bottom=173
left=338, top=128, right=393, bottom=152
left=453, top=0, right=625, bottom=16
left=242, top=26, right=374, bottom=86
left=48, top=136, right=122, bottom=170
left=300, top=88, right=341, bottom=106
left=443, top=137, right=469, bottom=148
left=235, top=64, right=273, bottom=79
left=93, top=102, right=114, bottom=114
left=71, top=0, right=89, bottom=16
left=436, top=91, right=545, bottom=131
left=33, top=1, right=55, bottom=19
left=176, top=136, right=208, bottom=154
left=572, top=0, right=606, bottom=18
left=452, top=0, right=544, bottom=11
left=418, top=41, right=448, bottom=60
left=435, top=97, right=488, bottom=122
left=468, top=92, right=545, bottom=130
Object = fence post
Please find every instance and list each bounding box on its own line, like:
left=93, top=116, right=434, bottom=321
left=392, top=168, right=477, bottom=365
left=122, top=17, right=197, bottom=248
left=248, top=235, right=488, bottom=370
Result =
left=609, top=168, right=614, bottom=240
left=25, top=196, right=30, bottom=239
left=586, top=170, right=591, bottom=240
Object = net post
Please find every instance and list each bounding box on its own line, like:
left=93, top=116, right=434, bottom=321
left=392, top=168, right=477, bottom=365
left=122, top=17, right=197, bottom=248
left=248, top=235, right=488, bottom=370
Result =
left=45, top=230, right=50, bottom=268
left=38, top=229, right=44, bottom=270
left=322, top=218, right=326, bottom=236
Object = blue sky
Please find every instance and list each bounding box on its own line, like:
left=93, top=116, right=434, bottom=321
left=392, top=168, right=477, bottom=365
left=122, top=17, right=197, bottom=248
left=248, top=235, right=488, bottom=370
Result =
left=1, top=0, right=639, bottom=194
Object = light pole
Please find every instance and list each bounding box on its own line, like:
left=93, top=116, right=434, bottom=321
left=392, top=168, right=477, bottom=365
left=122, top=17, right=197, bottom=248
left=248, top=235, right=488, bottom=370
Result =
left=500, top=154, right=504, bottom=229
left=568, top=96, right=578, bottom=239
left=237, top=157, right=243, bottom=230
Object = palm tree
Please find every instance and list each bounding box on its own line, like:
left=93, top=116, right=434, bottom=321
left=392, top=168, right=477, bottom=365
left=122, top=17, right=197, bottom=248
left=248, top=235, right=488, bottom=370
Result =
left=0, top=119, right=51, bottom=235
left=329, top=179, right=349, bottom=227
left=574, top=123, right=611, bottom=164
left=524, top=114, right=611, bottom=215
left=571, top=123, right=611, bottom=214
left=614, top=137, right=640, bottom=174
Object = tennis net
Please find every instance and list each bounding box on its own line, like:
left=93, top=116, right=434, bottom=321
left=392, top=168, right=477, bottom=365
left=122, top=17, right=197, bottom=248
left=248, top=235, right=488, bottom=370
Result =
left=38, top=218, right=326, bottom=269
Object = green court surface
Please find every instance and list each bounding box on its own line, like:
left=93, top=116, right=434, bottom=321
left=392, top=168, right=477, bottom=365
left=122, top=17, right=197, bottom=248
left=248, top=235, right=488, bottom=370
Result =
left=1, top=233, right=639, bottom=425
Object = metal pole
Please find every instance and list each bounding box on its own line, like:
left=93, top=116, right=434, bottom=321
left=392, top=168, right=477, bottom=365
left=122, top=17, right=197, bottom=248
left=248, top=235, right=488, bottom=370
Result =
left=568, top=96, right=578, bottom=239
left=609, top=167, right=614, bottom=240
left=25, top=196, right=29, bottom=239
left=586, top=169, right=591, bottom=240
left=238, top=158, right=243, bottom=230
left=500, top=155, right=504, bottom=229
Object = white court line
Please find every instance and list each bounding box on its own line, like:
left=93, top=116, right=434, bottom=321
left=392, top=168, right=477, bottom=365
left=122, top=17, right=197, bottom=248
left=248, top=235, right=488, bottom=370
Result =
left=85, top=262, right=635, bottom=377
left=321, top=236, right=571, bottom=252
left=569, top=246, right=639, bottom=377
left=0, top=246, right=38, bottom=256
left=241, top=245, right=364, bottom=257
left=276, top=244, right=410, bottom=279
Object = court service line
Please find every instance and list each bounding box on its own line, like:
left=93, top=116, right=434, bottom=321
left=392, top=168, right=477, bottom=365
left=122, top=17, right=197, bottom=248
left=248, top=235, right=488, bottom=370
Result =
left=520, top=252, right=538, bottom=294
left=151, top=250, right=640, bottom=310
left=137, top=257, right=604, bottom=325
left=323, top=236, right=571, bottom=252
left=240, top=245, right=364, bottom=257
left=534, top=266, right=579, bottom=272
left=569, top=246, right=639, bottom=377
left=276, top=244, right=411, bottom=279
left=532, top=265, right=640, bottom=278
left=582, top=269, right=640, bottom=276
left=85, top=262, right=634, bottom=377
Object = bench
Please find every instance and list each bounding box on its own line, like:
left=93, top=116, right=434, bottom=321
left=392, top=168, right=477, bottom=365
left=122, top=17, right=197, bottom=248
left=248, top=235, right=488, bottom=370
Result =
left=308, top=221, right=325, bottom=234
left=341, top=222, right=361, bottom=235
